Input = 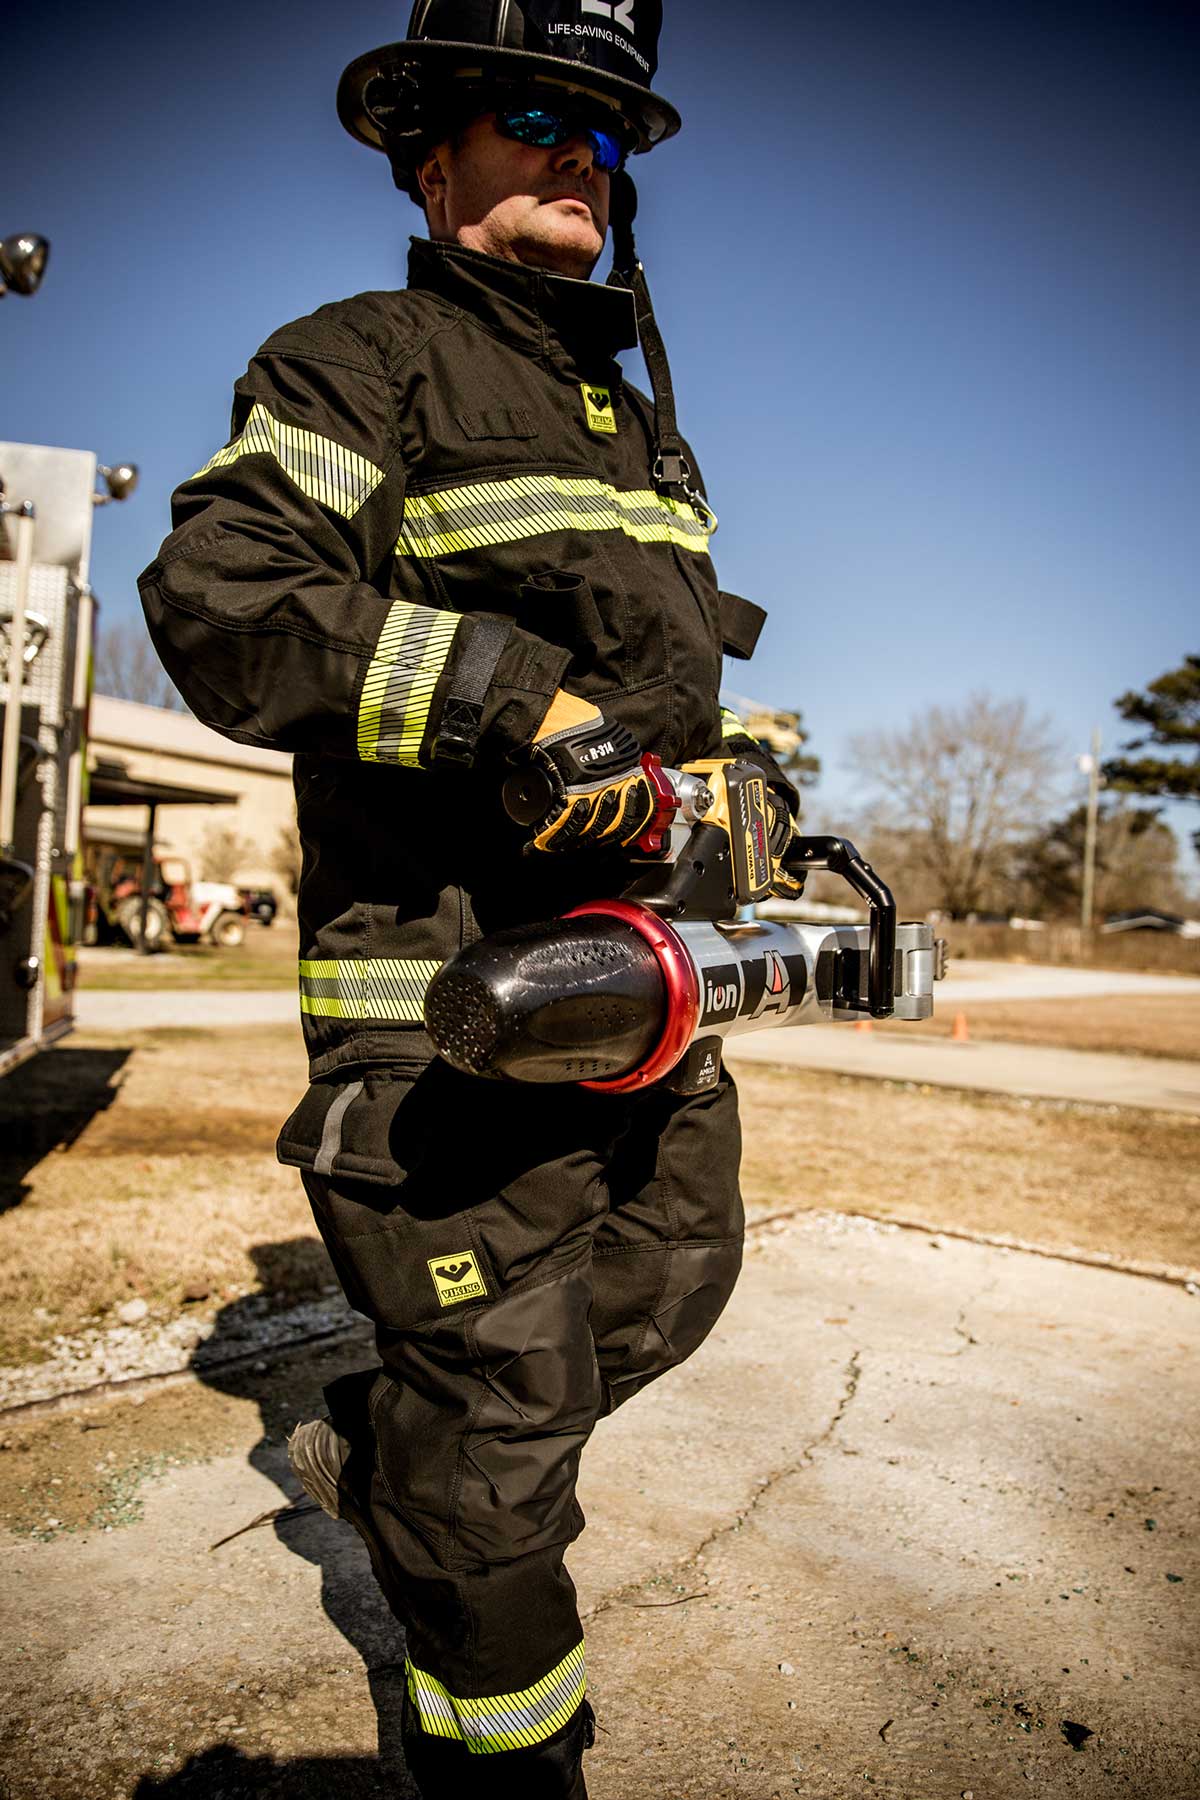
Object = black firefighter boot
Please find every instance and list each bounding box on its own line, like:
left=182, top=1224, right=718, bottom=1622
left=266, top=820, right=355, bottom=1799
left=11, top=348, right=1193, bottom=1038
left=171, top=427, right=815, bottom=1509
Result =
left=401, top=1682, right=594, bottom=1799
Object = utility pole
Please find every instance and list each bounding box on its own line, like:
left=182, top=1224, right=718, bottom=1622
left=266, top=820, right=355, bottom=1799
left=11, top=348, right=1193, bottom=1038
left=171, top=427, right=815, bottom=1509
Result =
left=1078, top=727, right=1102, bottom=931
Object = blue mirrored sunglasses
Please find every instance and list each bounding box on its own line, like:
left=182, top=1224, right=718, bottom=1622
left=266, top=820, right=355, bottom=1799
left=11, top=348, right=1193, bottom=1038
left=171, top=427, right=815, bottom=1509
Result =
left=496, top=106, right=630, bottom=174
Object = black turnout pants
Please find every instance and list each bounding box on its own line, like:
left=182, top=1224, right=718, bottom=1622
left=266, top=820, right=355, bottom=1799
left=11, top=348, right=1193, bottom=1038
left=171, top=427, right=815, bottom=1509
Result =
left=300, top=1059, right=744, bottom=1763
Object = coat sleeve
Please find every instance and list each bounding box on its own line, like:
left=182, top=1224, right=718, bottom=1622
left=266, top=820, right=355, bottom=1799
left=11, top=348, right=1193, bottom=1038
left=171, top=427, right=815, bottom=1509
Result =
left=138, top=318, right=570, bottom=765
left=716, top=707, right=802, bottom=816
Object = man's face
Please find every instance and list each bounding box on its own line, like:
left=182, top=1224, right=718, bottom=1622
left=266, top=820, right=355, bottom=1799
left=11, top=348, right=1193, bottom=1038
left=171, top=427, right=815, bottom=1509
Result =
left=419, top=110, right=612, bottom=280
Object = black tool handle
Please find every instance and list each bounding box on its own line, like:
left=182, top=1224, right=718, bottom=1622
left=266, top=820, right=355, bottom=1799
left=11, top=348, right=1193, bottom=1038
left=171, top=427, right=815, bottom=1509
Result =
left=784, top=836, right=897, bottom=1018
left=502, top=766, right=556, bottom=827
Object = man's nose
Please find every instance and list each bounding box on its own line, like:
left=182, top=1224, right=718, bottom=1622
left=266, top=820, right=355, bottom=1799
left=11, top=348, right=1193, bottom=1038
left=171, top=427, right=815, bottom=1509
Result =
left=550, top=134, right=596, bottom=178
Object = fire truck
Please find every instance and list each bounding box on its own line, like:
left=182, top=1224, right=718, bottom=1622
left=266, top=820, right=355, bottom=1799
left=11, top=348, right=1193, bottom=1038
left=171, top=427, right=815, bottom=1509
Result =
left=1, top=228, right=140, bottom=1074
left=0, top=439, right=138, bottom=1075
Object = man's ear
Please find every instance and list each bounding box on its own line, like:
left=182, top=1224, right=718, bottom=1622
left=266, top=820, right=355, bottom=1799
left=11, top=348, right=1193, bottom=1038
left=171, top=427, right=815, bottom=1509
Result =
left=418, top=144, right=449, bottom=209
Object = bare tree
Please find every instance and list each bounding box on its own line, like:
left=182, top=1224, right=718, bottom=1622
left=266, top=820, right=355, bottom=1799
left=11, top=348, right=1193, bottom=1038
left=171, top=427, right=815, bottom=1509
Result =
left=93, top=618, right=187, bottom=712
left=269, top=821, right=303, bottom=899
left=847, top=694, right=1062, bottom=917
left=198, top=824, right=255, bottom=884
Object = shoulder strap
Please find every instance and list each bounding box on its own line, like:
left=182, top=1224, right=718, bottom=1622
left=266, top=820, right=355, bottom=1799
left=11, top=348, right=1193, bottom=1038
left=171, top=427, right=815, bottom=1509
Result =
left=607, top=172, right=685, bottom=494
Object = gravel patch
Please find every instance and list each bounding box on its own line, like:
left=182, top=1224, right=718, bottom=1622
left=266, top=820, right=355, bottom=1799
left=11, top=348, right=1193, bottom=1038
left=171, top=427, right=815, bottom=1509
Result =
left=0, top=1291, right=361, bottom=1412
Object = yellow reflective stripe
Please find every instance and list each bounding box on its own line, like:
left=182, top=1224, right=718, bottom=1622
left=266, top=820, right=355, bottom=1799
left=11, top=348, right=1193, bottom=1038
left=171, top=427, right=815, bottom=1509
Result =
left=190, top=402, right=385, bottom=519
left=52, top=874, right=73, bottom=960
left=721, top=706, right=747, bottom=739
left=298, top=956, right=442, bottom=1021
left=395, top=475, right=712, bottom=560
left=405, top=1641, right=586, bottom=1754
left=357, top=600, right=462, bottom=766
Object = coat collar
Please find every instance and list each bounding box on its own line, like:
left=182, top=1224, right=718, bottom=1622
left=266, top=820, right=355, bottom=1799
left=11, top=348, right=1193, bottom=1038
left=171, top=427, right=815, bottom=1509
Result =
left=407, top=238, right=638, bottom=380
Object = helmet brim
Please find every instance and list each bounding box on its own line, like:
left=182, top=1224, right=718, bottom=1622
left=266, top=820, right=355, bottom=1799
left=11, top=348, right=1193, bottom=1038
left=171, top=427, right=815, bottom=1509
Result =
left=338, top=40, right=681, bottom=157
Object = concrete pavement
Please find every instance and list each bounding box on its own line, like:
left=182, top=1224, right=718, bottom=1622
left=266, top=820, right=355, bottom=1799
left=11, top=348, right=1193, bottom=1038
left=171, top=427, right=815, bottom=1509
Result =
left=73, top=957, right=1199, bottom=1036
left=74, top=957, right=1200, bottom=1114
left=75, top=988, right=296, bottom=1030
left=935, top=958, right=1199, bottom=1003
left=723, top=1026, right=1200, bottom=1115
left=3, top=1210, right=1196, bottom=1797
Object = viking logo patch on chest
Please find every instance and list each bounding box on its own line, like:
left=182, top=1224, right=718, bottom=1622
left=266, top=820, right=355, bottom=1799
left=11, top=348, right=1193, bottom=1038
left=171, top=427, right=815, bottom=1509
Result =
left=581, top=384, right=618, bottom=434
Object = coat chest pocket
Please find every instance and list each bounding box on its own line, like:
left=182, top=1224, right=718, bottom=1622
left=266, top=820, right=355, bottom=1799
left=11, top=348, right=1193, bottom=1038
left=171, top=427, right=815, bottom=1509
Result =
left=514, top=556, right=665, bottom=696
left=455, top=408, right=539, bottom=443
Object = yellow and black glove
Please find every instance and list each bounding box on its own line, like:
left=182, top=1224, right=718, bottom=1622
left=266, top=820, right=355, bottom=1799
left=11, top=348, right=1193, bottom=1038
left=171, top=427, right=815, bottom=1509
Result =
left=519, top=691, right=658, bottom=853
left=765, top=786, right=807, bottom=899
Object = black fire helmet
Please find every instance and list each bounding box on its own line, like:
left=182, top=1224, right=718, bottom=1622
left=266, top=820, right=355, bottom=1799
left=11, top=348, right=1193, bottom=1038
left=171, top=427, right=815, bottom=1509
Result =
left=338, top=0, right=680, bottom=198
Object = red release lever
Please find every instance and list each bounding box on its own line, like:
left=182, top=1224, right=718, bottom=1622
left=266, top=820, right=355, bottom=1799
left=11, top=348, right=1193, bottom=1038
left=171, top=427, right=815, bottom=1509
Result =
left=633, top=753, right=679, bottom=856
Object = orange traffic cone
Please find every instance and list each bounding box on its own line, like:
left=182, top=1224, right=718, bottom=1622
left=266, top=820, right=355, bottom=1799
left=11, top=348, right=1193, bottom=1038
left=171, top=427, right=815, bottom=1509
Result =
left=952, top=1011, right=970, bottom=1043
left=855, top=1017, right=873, bottom=1033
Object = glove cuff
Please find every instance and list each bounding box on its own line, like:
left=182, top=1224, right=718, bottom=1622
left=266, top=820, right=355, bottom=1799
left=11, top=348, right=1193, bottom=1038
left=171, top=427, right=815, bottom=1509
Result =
left=535, top=715, right=642, bottom=791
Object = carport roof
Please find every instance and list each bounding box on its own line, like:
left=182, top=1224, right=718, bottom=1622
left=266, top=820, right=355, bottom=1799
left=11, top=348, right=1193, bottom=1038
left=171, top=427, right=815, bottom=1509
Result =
left=88, top=759, right=239, bottom=809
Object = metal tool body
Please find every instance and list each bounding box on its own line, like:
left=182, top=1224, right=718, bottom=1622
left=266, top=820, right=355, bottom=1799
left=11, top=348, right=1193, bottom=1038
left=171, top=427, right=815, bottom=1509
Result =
left=426, top=755, right=945, bottom=1093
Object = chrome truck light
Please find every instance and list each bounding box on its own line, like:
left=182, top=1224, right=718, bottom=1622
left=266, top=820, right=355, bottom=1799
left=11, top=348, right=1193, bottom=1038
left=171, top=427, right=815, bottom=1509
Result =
left=95, top=463, right=139, bottom=504
left=0, top=234, right=50, bottom=298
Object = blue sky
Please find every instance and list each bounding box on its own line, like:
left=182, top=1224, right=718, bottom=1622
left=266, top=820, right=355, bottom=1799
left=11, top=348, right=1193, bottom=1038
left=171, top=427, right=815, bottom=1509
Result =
left=6, top=1, right=1198, bottom=874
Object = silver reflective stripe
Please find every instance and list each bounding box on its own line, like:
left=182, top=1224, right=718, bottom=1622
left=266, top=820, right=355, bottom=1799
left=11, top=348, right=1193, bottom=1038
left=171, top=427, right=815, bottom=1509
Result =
left=313, top=1078, right=364, bottom=1176
left=298, top=957, right=442, bottom=1022
left=405, top=1639, right=587, bottom=1754
left=395, top=475, right=712, bottom=559
left=357, top=599, right=461, bottom=766
left=189, top=403, right=386, bottom=519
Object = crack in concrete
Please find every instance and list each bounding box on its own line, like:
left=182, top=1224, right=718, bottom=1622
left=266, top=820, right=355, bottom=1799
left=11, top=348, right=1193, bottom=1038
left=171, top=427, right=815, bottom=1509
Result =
left=953, top=1307, right=979, bottom=1353
left=582, top=1350, right=863, bottom=1626
left=949, top=1281, right=993, bottom=1353
left=950, top=1280, right=996, bottom=1356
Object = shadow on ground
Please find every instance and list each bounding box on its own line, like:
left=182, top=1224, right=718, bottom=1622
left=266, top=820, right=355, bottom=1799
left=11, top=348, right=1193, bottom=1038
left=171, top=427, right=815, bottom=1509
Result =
left=0, top=1044, right=131, bottom=1211
left=177, top=1242, right=412, bottom=1796
left=130, top=1741, right=407, bottom=1798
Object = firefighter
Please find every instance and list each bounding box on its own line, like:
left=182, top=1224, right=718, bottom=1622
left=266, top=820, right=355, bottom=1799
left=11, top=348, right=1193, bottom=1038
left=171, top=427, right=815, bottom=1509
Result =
left=139, top=4, right=797, bottom=1793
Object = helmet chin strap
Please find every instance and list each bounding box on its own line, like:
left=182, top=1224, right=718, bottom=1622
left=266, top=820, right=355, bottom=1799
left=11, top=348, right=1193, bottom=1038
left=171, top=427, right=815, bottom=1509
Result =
left=607, top=169, right=713, bottom=523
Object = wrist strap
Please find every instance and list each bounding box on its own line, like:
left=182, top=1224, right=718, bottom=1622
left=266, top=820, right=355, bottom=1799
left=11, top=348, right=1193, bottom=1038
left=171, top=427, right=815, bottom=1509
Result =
left=434, top=615, right=513, bottom=767
left=718, top=591, right=768, bottom=661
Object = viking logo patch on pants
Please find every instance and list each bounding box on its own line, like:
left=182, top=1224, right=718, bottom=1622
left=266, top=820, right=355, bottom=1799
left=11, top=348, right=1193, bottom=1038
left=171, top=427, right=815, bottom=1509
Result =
left=428, top=1252, right=488, bottom=1307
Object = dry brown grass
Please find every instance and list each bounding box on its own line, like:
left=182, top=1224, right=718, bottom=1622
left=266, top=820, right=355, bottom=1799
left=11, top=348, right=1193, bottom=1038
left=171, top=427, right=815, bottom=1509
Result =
left=77, top=920, right=299, bottom=990
left=946, top=921, right=1200, bottom=975
left=875, top=993, right=1200, bottom=1061
left=735, top=1061, right=1200, bottom=1277
left=0, top=1025, right=322, bottom=1366
left=3, top=1022, right=1198, bottom=1370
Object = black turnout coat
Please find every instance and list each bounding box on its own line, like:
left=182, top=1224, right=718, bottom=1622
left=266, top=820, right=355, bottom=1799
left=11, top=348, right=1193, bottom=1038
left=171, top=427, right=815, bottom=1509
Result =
left=140, top=239, right=769, bottom=1113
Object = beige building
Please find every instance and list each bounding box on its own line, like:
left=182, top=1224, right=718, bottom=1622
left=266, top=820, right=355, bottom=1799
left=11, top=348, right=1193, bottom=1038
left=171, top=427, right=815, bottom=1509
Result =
left=86, top=696, right=296, bottom=900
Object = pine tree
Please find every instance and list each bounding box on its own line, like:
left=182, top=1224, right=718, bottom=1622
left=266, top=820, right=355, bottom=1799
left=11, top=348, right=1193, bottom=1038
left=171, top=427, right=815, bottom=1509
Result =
left=1104, top=655, right=1200, bottom=851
